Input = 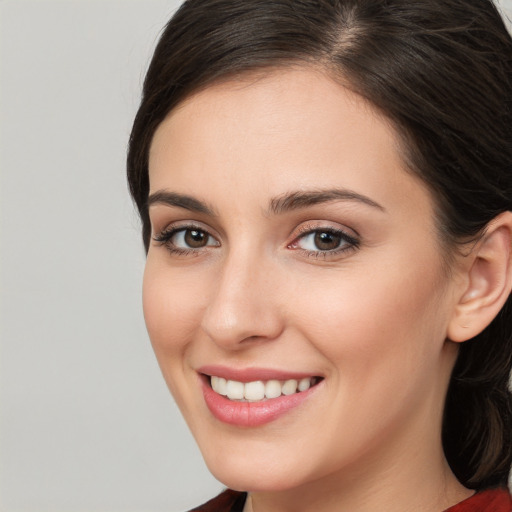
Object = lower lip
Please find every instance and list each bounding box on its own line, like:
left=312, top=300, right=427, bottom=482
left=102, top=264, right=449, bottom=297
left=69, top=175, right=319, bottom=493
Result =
left=201, top=377, right=321, bottom=427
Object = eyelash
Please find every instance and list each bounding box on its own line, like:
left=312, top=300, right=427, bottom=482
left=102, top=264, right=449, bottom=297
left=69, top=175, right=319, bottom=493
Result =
left=152, top=223, right=360, bottom=259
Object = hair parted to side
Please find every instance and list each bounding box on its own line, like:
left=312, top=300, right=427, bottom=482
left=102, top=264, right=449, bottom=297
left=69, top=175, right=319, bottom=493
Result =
left=127, top=0, right=512, bottom=489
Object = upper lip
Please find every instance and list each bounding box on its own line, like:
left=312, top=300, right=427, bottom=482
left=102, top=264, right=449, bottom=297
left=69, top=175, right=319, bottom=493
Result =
left=197, top=365, right=320, bottom=382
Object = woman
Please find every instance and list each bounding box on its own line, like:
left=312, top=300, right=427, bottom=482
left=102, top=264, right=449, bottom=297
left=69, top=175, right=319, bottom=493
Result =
left=127, top=1, right=512, bottom=510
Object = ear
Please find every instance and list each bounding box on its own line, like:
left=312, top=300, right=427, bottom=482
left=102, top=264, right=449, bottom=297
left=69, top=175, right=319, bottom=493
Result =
left=448, top=211, right=512, bottom=343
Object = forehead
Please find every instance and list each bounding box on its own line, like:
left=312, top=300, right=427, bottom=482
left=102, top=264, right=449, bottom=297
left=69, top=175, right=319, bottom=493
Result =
left=148, top=66, right=433, bottom=221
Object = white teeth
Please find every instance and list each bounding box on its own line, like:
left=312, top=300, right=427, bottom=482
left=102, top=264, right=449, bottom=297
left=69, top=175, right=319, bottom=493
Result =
left=211, top=376, right=227, bottom=395
left=244, top=380, right=265, bottom=401
left=217, top=377, right=227, bottom=395
left=298, top=377, right=311, bottom=392
left=265, top=380, right=282, bottom=399
left=281, top=379, right=298, bottom=395
left=226, top=380, right=244, bottom=400
left=210, top=376, right=318, bottom=401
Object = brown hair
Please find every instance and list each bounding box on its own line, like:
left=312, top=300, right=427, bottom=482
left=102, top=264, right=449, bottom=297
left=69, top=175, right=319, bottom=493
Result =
left=127, top=0, right=512, bottom=489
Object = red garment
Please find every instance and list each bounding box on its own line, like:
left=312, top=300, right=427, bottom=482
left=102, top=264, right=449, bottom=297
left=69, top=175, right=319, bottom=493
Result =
left=190, top=488, right=512, bottom=512
left=444, top=488, right=512, bottom=511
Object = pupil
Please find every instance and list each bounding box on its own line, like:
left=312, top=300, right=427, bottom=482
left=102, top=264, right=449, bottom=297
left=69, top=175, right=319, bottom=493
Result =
left=314, top=231, right=341, bottom=250
left=185, top=229, right=207, bottom=248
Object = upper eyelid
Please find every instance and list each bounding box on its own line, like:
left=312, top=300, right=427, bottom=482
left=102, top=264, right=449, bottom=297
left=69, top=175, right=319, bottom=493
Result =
left=291, top=220, right=360, bottom=240
left=152, top=220, right=218, bottom=239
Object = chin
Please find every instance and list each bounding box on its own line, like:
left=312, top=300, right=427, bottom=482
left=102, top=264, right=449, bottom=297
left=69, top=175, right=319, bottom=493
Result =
left=196, top=434, right=322, bottom=493
left=206, top=459, right=307, bottom=493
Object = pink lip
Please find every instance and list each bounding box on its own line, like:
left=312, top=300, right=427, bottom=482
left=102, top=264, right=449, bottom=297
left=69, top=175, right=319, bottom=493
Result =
left=198, top=370, right=322, bottom=427
left=197, top=365, right=318, bottom=383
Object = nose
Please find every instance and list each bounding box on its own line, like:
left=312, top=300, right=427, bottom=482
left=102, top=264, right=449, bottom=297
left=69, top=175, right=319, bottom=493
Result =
left=200, top=250, right=284, bottom=349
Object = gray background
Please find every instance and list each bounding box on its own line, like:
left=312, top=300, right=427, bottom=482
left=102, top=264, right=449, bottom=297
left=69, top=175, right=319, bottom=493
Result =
left=1, top=1, right=511, bottom=511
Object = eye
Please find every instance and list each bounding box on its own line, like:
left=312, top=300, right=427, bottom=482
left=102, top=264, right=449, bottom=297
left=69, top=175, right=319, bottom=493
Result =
left=173, top=228, right=216, bottom=249
left=153, top=225, right=220, bottom=253
left=298, top=230, right=345, bottom=251
left=289, top=226, right=359, bottom=256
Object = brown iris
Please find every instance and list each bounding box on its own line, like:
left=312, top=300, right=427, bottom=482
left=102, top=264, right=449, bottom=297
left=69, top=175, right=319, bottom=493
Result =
left=184, top=229, right=209, bottom=248
left=314, top=231, right=342, bottom=251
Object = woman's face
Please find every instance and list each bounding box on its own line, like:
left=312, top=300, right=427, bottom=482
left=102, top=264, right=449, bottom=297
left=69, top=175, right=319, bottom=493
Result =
left=145, top=68, right=461, bottom=493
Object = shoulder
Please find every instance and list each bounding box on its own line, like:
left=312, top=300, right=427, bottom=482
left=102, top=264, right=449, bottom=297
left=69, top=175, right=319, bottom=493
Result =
left=444, top=488, right=512, bottom=512
left=188, top=489, right=247, bottom=512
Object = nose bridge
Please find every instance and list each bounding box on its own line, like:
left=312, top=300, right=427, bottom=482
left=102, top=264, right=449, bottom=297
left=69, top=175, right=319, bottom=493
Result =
left=201, top=243, right=282, bottom=347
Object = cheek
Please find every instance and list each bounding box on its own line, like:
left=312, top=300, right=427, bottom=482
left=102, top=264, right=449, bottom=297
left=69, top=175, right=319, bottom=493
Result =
left=142, top=257, right=205, bottom=360
left=294, top=252, right=450, bottom=388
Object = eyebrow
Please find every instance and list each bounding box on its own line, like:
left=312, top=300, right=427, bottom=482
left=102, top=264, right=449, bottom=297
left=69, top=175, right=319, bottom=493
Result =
left=147, top=190, right=216, bottom=216
left=268, top=188, right=385, bottom=215
left=147, top=187, right=385, bottom=217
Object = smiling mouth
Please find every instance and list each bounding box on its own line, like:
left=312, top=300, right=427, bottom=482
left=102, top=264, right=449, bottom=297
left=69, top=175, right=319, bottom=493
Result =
left=207, top=375, right=323, bottom=402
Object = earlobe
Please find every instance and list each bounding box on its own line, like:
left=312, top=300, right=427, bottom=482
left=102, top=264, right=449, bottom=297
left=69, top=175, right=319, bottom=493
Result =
left=448, top=211, right=512, bottom=343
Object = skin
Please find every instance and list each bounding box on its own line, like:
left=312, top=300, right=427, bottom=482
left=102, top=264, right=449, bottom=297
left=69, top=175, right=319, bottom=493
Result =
left=144, top=67, right=475, bottom=512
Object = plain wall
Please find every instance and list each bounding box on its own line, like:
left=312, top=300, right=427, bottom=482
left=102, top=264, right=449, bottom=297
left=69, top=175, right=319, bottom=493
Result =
left=1, top=1, right=511, bottom=511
